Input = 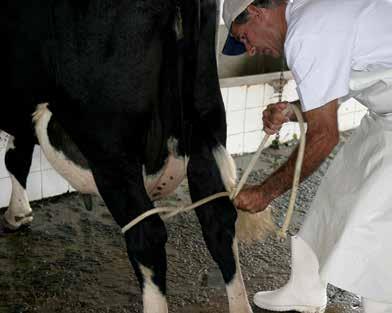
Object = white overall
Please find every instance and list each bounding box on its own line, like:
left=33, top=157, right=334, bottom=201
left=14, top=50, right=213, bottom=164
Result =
left=299, top=68, right=392, bottom=303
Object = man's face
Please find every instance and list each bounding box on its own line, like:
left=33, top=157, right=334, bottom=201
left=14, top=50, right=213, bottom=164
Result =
left=231, top=5, right=284, bottom=57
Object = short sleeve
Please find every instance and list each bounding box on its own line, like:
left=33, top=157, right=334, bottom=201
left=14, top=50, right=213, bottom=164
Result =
left=285, top=32, right=354, bottom=112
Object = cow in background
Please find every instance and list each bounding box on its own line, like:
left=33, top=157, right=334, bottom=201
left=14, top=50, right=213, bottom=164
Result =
left=1, top=0, right=254, bottom=312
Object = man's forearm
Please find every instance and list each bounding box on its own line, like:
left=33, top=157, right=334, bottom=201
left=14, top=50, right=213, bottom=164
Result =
left=261, top=131, right=339, bottom=202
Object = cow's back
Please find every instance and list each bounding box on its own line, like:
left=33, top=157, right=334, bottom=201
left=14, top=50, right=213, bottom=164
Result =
left=49, top=0, right=175, bottom=112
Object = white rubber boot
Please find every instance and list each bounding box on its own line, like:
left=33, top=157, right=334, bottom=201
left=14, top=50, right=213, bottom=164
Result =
left=253, top=236, right=327, bottom=313
left=363, top=298, right=392, bottom=313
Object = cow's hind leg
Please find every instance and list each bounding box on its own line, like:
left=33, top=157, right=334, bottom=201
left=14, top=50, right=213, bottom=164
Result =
left=2, top=134, right=34, bottom=230
left=187, top=141, right=253, bottom=313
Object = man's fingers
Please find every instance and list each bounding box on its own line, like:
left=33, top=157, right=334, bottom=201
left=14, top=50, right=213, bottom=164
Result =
left=264, top=127, right=282, bottom=135
left=277, top=101, right=288, bottom=110
left=267, top=101, right=288, bottom=111
left=271, top=115, right=287, bottom=124
left=262, top=102, right=290, bottom=134
left=234, top=197, right=259, bottom=213
left=237, top=206, right=259, bottom=214
left=264, top=104, right=289, bottom=121
left=263, top=119, right=282, bottom=134
left=264, top=127, right=277, bottom=135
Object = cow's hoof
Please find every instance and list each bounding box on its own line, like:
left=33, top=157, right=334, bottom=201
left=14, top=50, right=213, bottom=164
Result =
left=0, top=215, right=32, bottom=236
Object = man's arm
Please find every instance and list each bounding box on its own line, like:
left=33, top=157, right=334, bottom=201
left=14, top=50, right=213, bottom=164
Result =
left=234, top=99, right=340, bottom=213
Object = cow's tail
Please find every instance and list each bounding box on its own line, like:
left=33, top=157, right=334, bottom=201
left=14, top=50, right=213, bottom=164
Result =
left=212, top=144, right=236, bottom=194
left=32, top=103, right=49, bottom=123
left=210, top=137, right=275, bottom=243
left=235, top=207, right=276, bottom=243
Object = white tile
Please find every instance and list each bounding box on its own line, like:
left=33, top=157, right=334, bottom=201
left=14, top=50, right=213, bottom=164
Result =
left=227, top=110, right=245, bottom=135
left=338, top=98, right=357, bottom=115
left=227, top=86, right=247, bottom=111
left=244, top=108, right=263, bottom=132
left=243, top=131, right=263, bottom=153
left=246, top=85, right=263, bottom=108
left=263, top=83, right=278, bottom=106
left=30, top=145, right=41, bottom=172
left=338, top=113, right=356, bottom=131
left=277, top=123, right=294, bottom=143
left=0, top=149, right=9, bottom=179
left=291, top=122, right=303, bottom=139
left=26, top=171, right=43, bottom=201
left=220, top=88, right=228, bottom=111
left=227, top=134, right=244, bottom=155
left=40, top=150, right=53, bottom=170
left=42, top=169, right=69, bottom=198
left=0, top=177, right=12, bottom=208
left=282, top=80, right=298, bottom=102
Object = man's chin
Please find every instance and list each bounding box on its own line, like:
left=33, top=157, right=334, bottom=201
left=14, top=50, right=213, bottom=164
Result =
left=272, top=51, right=282, bottom=58
left=270, top=48, right=282, bottom=58
left=260, top=48, right=281, bottom=58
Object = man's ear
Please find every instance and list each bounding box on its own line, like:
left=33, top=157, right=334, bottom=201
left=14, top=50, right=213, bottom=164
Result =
left=247, top=4, right=264, bottom=18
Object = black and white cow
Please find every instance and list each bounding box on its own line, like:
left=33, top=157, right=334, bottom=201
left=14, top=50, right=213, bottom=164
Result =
left=1, top=0, right=253, bottom=312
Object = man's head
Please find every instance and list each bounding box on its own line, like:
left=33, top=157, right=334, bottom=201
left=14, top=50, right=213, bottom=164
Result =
left=222, top=0, right=288, bottom=57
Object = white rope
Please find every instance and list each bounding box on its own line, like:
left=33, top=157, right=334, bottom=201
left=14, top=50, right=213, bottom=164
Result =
left=276, top=105, right=306, bottom=241
left=230, top=134, right=270, bottom=200
left=121, top=103, right=306, bottom=242
left=121, top=192, right=230, bottom=234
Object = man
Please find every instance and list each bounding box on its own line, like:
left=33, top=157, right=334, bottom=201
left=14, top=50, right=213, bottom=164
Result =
left=222, top=0, right=392, bottom=312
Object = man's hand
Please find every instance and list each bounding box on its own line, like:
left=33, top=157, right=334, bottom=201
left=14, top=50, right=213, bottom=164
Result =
left=234, top=99, right=339, bottom=214
left=262, top=102, right=292, bottom=135
left=233, top=184, right=271, bottom=213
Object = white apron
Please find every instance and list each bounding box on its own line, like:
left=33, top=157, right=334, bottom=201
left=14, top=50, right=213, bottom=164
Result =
left=299, top=68, right=392, bottom=303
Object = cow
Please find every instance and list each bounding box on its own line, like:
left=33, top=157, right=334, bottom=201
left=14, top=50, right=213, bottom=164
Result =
left=1, top=0, right=254, bottom=312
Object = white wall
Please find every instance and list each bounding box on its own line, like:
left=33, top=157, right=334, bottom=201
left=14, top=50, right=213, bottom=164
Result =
left=223, top=79, right=368, bottom=155
left=0, top=132, right=72, bottom=208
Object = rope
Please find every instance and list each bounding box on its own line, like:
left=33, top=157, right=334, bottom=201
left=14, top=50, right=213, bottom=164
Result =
left=121, top=102, right=306, bottom=242
left=121, top=192, right=230, bottom=234
left=276, top=104, right=306, bottom=241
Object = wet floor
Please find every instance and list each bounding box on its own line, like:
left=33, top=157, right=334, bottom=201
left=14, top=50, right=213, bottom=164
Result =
left=0, top=132, right=362, bottom=313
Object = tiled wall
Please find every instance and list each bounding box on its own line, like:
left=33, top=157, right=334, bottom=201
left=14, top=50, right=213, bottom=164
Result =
left=223, top=79, right=368, bottom=155
left=0, top=79, right=367, bottom=208
left=0, top=132, right=72, bottom=208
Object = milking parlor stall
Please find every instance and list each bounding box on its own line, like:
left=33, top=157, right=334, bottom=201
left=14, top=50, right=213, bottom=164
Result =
left=0, top=3, right=368, bottom=313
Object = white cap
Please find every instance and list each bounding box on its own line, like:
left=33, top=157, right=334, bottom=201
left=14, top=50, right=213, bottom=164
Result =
left=222, top=0, right=254, bottom=30
left=221, top=0, right=254, bottom=55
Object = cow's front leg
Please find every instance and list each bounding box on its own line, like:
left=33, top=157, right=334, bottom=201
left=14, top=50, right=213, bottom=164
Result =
left=54, top=110, right=169, bottom=313
left=2, top=134, right=34, bottom=230
left=126, top=228, right=168, bottom=313
left=187, top=146, right=253, bottom=313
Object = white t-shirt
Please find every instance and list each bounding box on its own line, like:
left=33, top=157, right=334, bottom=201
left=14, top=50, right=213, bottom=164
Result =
left=285, top=0, right=392, bottom=112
